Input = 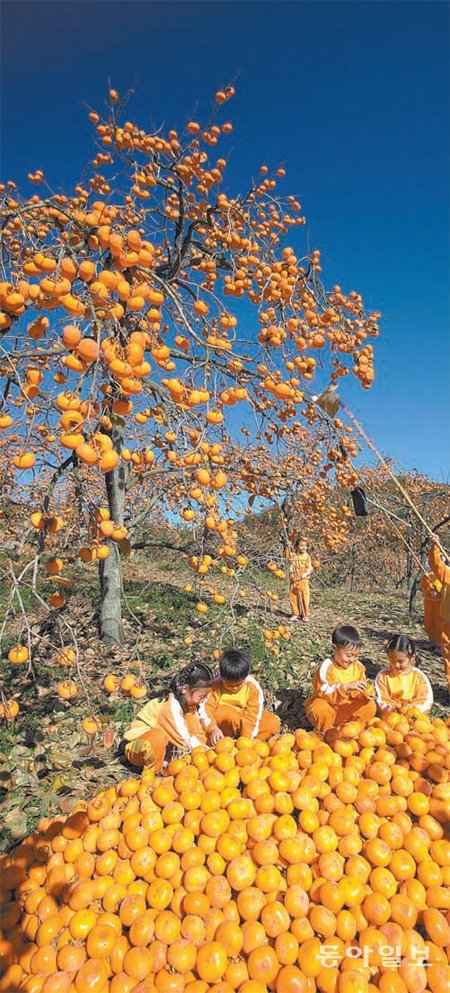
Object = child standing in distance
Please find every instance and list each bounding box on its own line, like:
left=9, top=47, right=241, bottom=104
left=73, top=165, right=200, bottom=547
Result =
left=289, top=538, right=313, bottom=623
left=200, top=649, right=281, bottom=743
left=124, top=661, right=213, bottom=771
left=375, top=634, right=433, bottom=714
left=305, top=625, right=376, bottom=732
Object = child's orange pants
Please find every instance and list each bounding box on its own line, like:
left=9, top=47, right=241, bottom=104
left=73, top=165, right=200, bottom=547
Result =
left=125, top=728, right=171, bottom=773
left=423, top=597, right=442, bottom=644
left=289, top=579, right=310, bottom=618
left=305, top=696, right=377, bottom=733
left=214, top=704, right=280, bottom=740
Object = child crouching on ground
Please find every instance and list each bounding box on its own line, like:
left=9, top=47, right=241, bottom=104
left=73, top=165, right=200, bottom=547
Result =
left=200, top=649, right=281, bottom=743
left=375, top=634, right=433, bottom=714
left=124, top=660, right=213, bottom=771
left=305, top=625, right=376, bottom=732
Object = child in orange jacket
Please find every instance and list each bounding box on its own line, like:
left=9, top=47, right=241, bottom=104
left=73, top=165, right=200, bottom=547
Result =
left=124, top=661, right=213, bottom=771
left=305, top=625, right=376, bottom=732
left=429, top=535, right=450, bottom=692
left=375, top=634, right=433, bottom=715
left=289, top=538, right=313, bottom=623
left=200, top=649, right=281, bottom=743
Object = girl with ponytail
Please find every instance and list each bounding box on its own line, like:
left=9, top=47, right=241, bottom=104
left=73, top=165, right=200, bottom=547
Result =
left=375, top=634, right=433, bottom=715
left=124, top=660, right=213, bottom=771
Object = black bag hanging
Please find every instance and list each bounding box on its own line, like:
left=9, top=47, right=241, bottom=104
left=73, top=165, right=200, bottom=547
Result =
left=350, top=487, right=369, bottom=517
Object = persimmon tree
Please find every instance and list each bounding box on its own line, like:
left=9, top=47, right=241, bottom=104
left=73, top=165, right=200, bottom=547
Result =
left=0, top=85, right=380, bottom=695
left=312, top=472, right=450, bottom=597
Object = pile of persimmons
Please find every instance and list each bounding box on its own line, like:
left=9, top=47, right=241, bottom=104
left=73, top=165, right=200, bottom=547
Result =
left=0, top=709, right=449, bottom=993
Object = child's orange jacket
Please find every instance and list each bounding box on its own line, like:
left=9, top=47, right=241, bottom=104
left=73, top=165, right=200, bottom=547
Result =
left=429, top=546, right=450, bottom=624
left=200, top=676, right=265, bottom=739
left=421, top=572, right=443, bottom=643
left=375, top=667, right=433, bottom=713
left=420, top=574, right=442, bottom=599
left=124, top=694, right=208, bottom=751
left=306, top=657, right=370, bottom=709
left=289, top=553, right=312, bottom=582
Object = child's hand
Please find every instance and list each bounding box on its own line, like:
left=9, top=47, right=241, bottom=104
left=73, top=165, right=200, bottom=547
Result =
left=209, top=725, right=224, bottom=746
left=347, top=680, right=368, bottom=694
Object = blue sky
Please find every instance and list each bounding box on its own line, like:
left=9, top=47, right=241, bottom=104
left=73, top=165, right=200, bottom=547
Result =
left=3, top=1, right=449, bottom=480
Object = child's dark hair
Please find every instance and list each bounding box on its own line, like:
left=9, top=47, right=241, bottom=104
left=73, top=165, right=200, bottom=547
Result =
left=332, top=625, right=362, bottom=648
left=170, top=661, right=213, bottom=702
left=219, top=649, right=250, bottom=682
left=386, top=634, right=416, bottom=657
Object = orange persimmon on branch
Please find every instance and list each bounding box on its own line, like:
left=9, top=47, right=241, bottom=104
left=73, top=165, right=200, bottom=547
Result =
left=0, top=85, right=380, bottom=693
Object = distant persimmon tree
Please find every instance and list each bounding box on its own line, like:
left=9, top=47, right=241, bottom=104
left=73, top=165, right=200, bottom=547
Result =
left=0, top=85, right=380, bottom=681
left=338, top=474, right=450, bottom=598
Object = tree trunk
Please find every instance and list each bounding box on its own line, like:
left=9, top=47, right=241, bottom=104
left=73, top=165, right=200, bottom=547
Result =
left=405, top=522, right=414, bottom=590
left=409, top=573, right=421, bottom=614
left=349, top=546, right=356, bottom=591
left=99, top=422, right=126, bottom=645
left=409, top=527, right=428, bottom=614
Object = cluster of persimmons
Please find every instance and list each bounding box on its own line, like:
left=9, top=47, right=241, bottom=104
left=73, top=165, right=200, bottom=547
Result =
left=0, top=709, right=449, bottom=993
